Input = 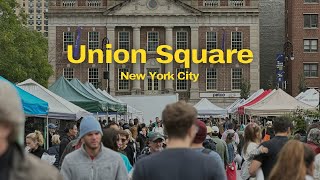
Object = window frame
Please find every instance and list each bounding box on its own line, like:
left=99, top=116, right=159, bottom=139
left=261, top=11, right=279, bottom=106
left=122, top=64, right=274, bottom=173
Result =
left=206, top=32, right=217, bottom=51
left=63, top=32, right=74, bottom=52
left=88, top=68, right=99, bottom=88
left=231, top=68, right=243, bottom=90
left=88, top=31, right=100, bottom=50
left=176, top=31, right=188, bottom=50
left=206, top=68, right=217, bottom=91
left=176, top=68, right=188, bottom=91
left=304, top=39, right=318, bottom=52
left=304, top=63, right=319, bottom=77
left=118, top=68, right=130, bottom=91
left=147, top=31, right=159, bottom=52
left=231, top=31, right=243, bottom=51
left=63, top=68, right=74, bottom=80
left=118, top=31, right=130, bottom=51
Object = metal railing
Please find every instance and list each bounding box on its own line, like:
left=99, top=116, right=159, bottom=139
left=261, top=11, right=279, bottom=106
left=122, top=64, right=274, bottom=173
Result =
left=87, top=0, right=101, bottom=7
left=203, top=0, right=220, bottom=7
left=229, top=0, right=244, bottom=7
left=62, top=0, right=76, bottom=7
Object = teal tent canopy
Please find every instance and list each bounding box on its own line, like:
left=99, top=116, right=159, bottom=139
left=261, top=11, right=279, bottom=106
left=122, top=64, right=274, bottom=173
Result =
left=49, top=76, right=111, bottom=112
left=0, top=76, right=48, bottom=116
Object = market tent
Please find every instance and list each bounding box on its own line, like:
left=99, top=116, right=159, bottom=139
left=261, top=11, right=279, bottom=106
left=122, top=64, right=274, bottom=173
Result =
left=194, top=98, right=227, bottom=116
left=49, top=76, right=109, bottom=112
left=69, top=79, right=123, bottom=112
left=229, top=89, right=264, bottom=114
left=18, top=79, right=91, bottom=120
left=238, top=89, right=273, bottom=115
left=0, top=76, right=48, bottom=116
left=245, top=88, right=316, bottom=116
left=226, top=99, right=245, bottom=114
left=296, top=89, right=319, bottom=107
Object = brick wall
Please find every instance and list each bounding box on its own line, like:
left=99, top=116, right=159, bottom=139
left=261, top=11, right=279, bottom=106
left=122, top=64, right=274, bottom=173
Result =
left=288, top=0, right=320, bottom=96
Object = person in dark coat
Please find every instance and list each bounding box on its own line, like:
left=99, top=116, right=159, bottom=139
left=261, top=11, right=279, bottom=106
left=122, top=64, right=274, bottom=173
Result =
left=26, top=130, right=45, bottom=159
left=59, top=123, right=78, bottom=158
left=48, top=134, right=60, bottom=168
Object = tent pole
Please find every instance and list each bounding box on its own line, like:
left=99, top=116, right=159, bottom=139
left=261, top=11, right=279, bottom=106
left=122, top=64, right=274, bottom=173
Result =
left=46, top=115, right=49, bottom=150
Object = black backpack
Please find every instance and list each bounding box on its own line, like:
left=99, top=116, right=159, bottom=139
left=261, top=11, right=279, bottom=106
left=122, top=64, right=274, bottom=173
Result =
left=202, top=138, right=217, bottom=152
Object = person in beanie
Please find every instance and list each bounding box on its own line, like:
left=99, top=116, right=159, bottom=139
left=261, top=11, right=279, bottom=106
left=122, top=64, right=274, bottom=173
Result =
left=133, top=101, right=227, bottom=180
left=60, top=115, right=128, bottom=180
left=0, top=80, right=62, bottom=180
left=191, top=120, right=225, bottom=171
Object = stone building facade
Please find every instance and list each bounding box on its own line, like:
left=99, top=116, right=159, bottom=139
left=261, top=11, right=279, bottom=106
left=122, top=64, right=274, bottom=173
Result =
left=47, top=0, right=260, bottom=107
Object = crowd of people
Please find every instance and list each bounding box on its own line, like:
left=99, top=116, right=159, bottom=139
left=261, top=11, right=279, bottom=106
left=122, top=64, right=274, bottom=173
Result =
left=2, top=79, right=320, bottom=180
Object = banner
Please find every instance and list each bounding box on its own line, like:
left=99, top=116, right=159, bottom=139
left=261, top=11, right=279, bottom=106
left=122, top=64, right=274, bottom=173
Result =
left=276, top=53, right=284, bottom=87
left=73, top=26, right=82, bottom=59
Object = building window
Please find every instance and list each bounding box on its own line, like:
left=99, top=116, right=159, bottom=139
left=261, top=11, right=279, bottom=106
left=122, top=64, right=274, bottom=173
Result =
left=176, top=31, right=188, bottom=49
left=304, top=64, right=318, bottom=77
left=118, top=68, right=129, bottom=90
left=63, top=68, right=74, bottom=80
left=304, top=39, right=318, bottom=52
left=304, top=14, right=318, bottom=28
left=176, top=68, right=188, bottom=91
left=147, top=32, right=159, bottom=51
left=88, top=68, right=99, bottom=88
left=63, top=32, right=74, bottom=52
left=206, top=68, right=217, bottom=90
left=147, top=68, right=159, bottom=91
left=232, top=68, right=242, bottom=90
left=88, top=32, right=99, bottom=50
left=118, top=31, right=130, bottom=51
left=231, top=32, right=242, bottom=50
left=206, top=32, right=217, bottom=51
left=305, top=0, right=319, bottom=3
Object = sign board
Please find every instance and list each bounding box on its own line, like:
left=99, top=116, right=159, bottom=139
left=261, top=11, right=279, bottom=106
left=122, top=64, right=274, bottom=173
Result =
left=199, top=92, right=241, bottom=98
left=276, top=54, right=284, bottom=83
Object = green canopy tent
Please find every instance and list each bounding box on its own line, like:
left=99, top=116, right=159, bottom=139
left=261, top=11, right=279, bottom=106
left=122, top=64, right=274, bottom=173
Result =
left=49, top=76, right=110, bottom=112
left=69, top=79, right=125, bottom=113
left=83, top=82, right=127, bottom=114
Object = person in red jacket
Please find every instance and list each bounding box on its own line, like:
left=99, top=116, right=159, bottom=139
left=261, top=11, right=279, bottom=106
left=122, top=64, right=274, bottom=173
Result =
left=306, top=128, right=320, bottom=154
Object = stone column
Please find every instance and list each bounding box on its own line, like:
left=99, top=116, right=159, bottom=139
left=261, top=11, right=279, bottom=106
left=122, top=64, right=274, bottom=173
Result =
left=190, top=26, right=199, bottom=100
left=132, top=26, right=142, bottom=95
left=165, top=26, right=174, bottom=93
left=107, top=26, right=116, bottom=96
left=249, top=24, right=260, bottom=93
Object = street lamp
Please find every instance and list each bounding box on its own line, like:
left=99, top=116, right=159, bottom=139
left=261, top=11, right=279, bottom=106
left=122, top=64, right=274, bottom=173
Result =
left=102, top=37, right=110, bottom=93
left=282, top=40, right=295, bottom=90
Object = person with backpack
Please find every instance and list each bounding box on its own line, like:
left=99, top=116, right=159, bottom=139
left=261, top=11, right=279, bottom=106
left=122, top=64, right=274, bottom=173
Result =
left=191, top=120, right=223, bottom=164
left=210, top=126, right=229, bottom=167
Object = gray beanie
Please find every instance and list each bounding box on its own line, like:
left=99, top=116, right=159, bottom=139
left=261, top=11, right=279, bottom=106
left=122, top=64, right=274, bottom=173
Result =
left=79, top=116, right=103, bottom=139
left=0, top=80, right=25, bottom=144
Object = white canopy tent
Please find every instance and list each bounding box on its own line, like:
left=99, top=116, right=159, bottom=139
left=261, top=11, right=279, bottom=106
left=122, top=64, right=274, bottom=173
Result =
left=18, top=79, right=91, bottom=120
left=229, top=89, right=264, bottom=114
left=194, top=98, right=227, bottom=116
left=245, top=88, right=316, bottom=116
left=296, top=89, right=319, bottom=107
left=226, top=99, right=245, bottom=114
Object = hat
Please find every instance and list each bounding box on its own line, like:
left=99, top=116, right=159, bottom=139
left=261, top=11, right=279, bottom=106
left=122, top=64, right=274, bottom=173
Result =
left=308, top=128, right=320, bottom=145
left=212, top=126, right=219, bottom=133
left=79, top=116, right=103, bottom=139
left=48, top=123, right=57, bottom=129
left=193, top=120, right=207, bottom=144
left=206, top=126, right=213, bottom=134
left=0, top=80, right=24, bottom=125
left=147, top=132, right=164, bottom=142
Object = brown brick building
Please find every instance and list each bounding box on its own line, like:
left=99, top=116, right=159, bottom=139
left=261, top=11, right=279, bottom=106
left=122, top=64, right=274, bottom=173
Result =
left=47, top=0, right=260, bottom=107
left=286, top=0, right=320, bottom=96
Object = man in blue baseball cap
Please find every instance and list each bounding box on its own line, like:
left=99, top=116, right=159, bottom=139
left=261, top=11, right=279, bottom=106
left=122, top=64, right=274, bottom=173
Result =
left=61, top=115, right=128, bottom=180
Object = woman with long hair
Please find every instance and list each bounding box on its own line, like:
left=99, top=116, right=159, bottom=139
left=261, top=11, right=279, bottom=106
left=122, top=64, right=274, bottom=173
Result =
left=102, top=128, right=132, bottom=173
left=269, top=140, right=315, bottom=180
left=241, top=123, right=268, bottom=180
